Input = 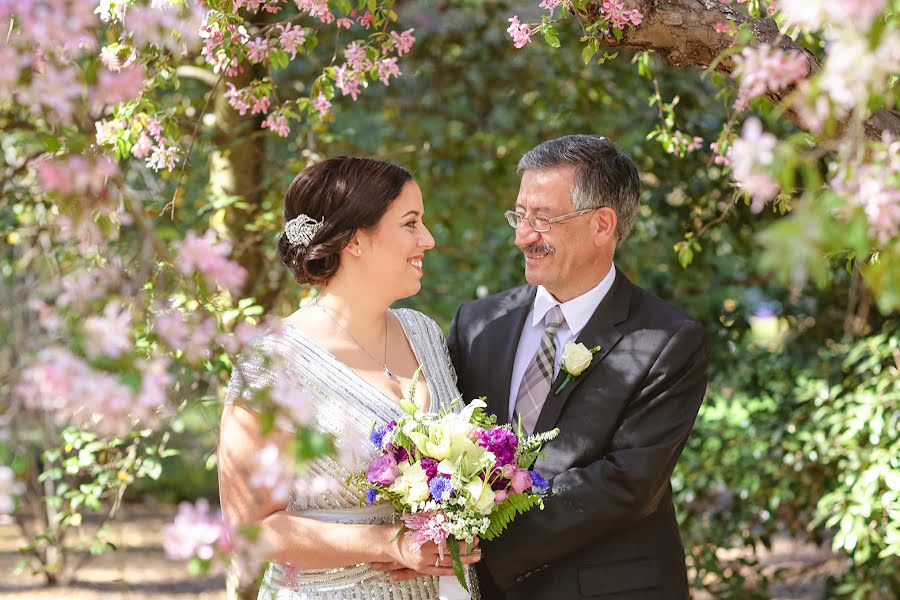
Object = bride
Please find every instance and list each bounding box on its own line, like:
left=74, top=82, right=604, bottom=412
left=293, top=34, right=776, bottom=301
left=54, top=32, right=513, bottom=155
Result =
left=217, top=156, right=480, bottom=599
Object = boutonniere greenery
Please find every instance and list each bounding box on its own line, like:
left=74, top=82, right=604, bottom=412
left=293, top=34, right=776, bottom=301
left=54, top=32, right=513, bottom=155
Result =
left=555, top=342, right=602, bottom=394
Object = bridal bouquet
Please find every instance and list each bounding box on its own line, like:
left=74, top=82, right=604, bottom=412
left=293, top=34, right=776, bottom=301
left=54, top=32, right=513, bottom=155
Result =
left=349, top=376, right=558, bottom=591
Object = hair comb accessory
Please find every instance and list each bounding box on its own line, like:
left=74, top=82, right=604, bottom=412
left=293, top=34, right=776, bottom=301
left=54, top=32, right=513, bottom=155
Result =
left=284, top=214, right=325, bottom=247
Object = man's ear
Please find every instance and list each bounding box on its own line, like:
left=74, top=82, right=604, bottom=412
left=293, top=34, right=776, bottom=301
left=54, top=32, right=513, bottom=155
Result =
left=592, top=207, right=617, bottom=246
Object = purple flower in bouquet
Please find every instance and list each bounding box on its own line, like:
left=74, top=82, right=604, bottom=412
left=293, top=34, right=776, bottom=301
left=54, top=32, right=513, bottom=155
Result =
left=490, top=476, right=510, bottom=492
left=420, top=457, right=439, bottom=480
left=528, top=470, right=549, bottom=492
left=369, top=423, right=393, bottom=448
left=509, top=468, right=533, bottom=494
left=366, top=454, right=399, bottom=485
left=385, top=443, right=409, bottom=464
left=401, top=510, right=449, bottom=558
left=429, top=475, right=453, bottom=501
left=365, top=487, right=378, bottom=504
left=474, top=426, right=518, bottom=466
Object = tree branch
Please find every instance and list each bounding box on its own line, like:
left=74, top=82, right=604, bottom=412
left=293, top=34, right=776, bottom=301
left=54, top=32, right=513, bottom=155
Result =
left=585, top=0, right=900, bottom=140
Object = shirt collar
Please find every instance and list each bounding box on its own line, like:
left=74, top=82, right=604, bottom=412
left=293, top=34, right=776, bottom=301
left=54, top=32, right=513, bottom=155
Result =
left=531, top=265, right=617, bottom=336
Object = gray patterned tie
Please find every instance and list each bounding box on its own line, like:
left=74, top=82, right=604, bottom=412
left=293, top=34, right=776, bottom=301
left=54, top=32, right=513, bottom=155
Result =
left=514, top=305, right=565, bottom=434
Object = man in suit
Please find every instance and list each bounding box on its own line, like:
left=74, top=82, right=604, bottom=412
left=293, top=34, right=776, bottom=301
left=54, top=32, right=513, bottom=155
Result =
left=447, top=135, right=709, bottom=599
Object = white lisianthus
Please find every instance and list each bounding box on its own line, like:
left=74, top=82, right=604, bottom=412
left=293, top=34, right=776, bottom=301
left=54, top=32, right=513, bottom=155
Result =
left=463, top=477, right=496, bottom=515
left=389, top=462, right=430, bottom=503
left=409, top=413, right=478, bottom=462
left=561, top=342, right=593, bottom=376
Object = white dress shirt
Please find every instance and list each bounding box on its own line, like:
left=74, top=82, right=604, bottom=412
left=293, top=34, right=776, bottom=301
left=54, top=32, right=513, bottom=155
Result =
left=507, top=265, right=617, bottom=420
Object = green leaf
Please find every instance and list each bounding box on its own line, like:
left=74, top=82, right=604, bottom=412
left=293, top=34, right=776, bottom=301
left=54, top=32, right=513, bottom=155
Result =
left=448, top=536, right=469, bottom=592
left=581, top=44, right=596, bottom=65
left=543, top=25, right=561, bottom=48
left=482, top=494, right=544, bottom=540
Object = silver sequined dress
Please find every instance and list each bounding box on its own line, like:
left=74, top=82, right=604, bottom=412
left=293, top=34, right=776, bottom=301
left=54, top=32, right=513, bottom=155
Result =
left=224, top=308, right=478, bottom=600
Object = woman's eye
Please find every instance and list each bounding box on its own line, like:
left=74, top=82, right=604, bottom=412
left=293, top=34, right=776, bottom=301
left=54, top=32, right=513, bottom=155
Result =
left=405, top=221, right=418, bottom=228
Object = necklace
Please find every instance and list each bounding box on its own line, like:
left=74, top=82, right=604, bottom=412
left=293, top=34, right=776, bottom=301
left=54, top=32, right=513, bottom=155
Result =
left=314, top=298, right=395, bottom=381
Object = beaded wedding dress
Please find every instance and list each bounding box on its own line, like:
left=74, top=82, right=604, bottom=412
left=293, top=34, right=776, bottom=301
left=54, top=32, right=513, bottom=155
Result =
left=224, top=308, right=478, bottom=600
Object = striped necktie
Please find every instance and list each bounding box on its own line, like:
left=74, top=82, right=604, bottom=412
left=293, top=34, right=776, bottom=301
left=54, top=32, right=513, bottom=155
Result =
left=514, top=305, right=565, bottom=434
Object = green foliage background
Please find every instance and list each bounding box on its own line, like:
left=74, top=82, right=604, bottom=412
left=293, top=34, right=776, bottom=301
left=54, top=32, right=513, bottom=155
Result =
left=120, top=1, right=898, bottom=596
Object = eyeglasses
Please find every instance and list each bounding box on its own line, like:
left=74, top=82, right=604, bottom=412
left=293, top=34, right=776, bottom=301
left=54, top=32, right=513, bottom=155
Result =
left=503, top=208, right=596, bottom=232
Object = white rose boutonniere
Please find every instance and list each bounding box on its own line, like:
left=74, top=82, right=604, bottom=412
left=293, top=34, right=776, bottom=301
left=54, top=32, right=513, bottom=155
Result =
left=556, top=342, right=602, bottom=394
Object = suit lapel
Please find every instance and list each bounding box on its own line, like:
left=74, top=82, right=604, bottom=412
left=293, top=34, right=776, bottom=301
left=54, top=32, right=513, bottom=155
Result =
left=483, top=286, right=536, bottom=423
left=532, top=273, right=633, bottom=434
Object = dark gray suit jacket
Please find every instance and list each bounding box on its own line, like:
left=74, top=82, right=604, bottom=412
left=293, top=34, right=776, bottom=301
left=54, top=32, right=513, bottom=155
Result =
left=447, top=272, right=708, bottom=599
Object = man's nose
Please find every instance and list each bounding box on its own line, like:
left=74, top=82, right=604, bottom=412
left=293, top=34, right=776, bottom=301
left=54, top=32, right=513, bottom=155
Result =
left=514, top=221, right=541, bottom=248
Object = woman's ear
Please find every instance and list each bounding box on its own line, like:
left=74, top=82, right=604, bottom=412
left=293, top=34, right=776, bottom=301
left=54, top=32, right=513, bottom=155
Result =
left=344, top=232, right=364, bottom=257
left=593, top=207, right=618, bottom=246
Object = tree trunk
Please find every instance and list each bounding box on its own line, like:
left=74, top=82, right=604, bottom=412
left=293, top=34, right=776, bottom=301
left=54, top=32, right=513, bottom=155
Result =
left=209, top=65, right=271, bottom=301
left=584, top=0, right=900, bottom=140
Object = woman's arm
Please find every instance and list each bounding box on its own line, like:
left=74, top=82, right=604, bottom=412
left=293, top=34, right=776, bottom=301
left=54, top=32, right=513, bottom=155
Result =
left=217, top=404, right=479, bottom=573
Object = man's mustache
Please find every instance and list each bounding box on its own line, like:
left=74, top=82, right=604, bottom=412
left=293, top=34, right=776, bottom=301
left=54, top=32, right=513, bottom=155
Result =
left=523, top=243, right=555, bottom=255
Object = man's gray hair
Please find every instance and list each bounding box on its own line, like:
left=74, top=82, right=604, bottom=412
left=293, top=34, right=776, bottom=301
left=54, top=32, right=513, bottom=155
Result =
left=518, top=134, right=640, bottom=242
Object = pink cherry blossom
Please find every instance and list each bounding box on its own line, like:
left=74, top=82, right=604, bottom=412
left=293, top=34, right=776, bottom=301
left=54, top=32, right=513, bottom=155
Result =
left=245, top=37, right=270, bottom=64
left=377, top=58, right=401, bottom=86
left=389, top=29, right=416, bottom=56
left=262, top=113, right=289, bottom=136
left=335, top=65, right=363, bottom=100
left=250, top=444, right=296, bottom=502
left=82, top=301, right=132, bottom=358
left=335, top=17, right=353, bottom=29
left=345, top=42, right=371, bottom=72
left=313, top=93, right=331, bottom=116
left=729, top=118, right=780, bottom=211
left=271, top=376, right=315, bottom=426
left=507, top=16, right=533, bottom=49
left=174, top=230, right=248, bottom=294
left=539, top=0, right=562, bottom=11
left=601, top=0, right=644, bottom=29
left=278, top=23, right=307, bottom=59
left=163, top=499, right=228, bottom=561
left=732, top=44, right=808, bottom=112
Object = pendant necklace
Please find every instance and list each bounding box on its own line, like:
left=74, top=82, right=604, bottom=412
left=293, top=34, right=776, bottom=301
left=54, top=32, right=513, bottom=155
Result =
left=315, top=298, right=394, bottom=381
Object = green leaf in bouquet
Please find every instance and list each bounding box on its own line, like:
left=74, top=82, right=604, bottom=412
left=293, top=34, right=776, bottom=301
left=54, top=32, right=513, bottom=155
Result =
left=482, top=494, right=545, bottom=541
left=448, top=535, right=469, bottom=592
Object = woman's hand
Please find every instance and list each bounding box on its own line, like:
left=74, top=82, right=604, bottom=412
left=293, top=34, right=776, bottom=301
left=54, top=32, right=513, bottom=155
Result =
left=370, top=528, right=480, bottom=580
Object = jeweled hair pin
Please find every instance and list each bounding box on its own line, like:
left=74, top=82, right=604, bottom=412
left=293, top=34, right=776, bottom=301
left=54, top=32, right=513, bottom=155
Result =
left=284, top=214, right=325, bottom=247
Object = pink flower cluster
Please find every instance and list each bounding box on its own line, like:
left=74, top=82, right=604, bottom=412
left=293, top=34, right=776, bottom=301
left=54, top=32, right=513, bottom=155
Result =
left=154, top=310, right=217, bottom=363
left=224, top=83, right=271, bottom=116
left=92, top=65, right=145, bottom=108
left=82, top=301, right=132, bottom=359
left=401, top=510, right=450, bottom=558
left=732, top=44, right=808, bottom=112
left=262, top=113, right=290, bottom=137
left=33, top=155, right=119, bottom=203
left=507, top=16, right=533, bottom=49
left=668, top=131, right=704, bottom=156
left=778, top=0, right=885, bottom=31
left=601, top=0, right=644, bottom=28
left=163, top=499, right=228, bottom=561
left=96, top=115, right=181, bottom=172
left=729, top=118, right=780, bottom=211
left=174, top=230, right=248, bottom=294
left=16, top=348, right=171, bottom=437
left=832, top=135, right=900, bottom=242
left=539, top=0, right=562, bottom=11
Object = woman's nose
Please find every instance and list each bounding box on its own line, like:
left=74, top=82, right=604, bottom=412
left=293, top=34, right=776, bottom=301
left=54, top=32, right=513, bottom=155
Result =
left=420, top=223, right=436, bottom=250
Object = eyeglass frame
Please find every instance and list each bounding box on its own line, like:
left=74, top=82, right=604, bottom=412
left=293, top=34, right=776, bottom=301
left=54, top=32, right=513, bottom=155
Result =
left=503, top=208, right=597, bottom=232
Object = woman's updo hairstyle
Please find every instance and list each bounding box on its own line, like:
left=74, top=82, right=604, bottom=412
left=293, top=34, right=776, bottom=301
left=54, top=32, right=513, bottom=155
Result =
left=278, top=156, right=412, bottom=285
